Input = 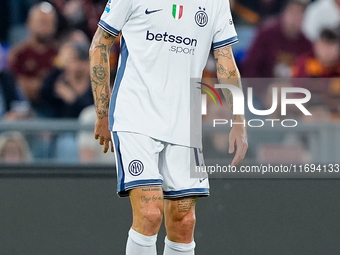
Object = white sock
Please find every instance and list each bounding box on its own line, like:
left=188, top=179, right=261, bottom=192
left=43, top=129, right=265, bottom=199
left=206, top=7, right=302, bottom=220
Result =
left=163, top=236, right=196, bottom=255
left=126, top=228, right=157, bottom=255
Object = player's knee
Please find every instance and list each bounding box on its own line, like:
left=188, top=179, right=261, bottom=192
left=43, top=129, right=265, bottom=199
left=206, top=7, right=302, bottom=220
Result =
left=170, top=211, right=196, bottom=230
left=181, top=213, right=196, bottom=230
left=167, top=213, right=195, bottom=242
left=140, top=207, right=163, bottom=228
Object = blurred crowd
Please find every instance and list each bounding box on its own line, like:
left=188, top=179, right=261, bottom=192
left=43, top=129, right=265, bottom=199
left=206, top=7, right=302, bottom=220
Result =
left=204, top=0, right=340, bottom=163
left=0, top=0, right=339, bottom=164
left=0, top=0, right=119, bottom=164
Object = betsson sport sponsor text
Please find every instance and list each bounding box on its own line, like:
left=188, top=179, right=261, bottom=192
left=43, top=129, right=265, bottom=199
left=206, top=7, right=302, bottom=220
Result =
left=146, top=30, right=197, bottom=55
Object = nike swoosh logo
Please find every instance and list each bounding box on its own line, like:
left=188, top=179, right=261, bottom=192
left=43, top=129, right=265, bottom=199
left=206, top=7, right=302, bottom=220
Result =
left=145, top=8, right=163, bottom=15
left=199, top=177, right=207, bottom=183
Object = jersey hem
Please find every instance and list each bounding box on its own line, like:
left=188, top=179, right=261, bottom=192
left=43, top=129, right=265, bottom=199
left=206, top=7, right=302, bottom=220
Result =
left=98, top=20, right=120, bottom=37
left=213, top=36, right=239, bottom=50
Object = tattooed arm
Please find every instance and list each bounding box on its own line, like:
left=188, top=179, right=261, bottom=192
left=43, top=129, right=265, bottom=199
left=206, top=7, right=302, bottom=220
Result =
left=89, top=27, right=116, bottom=153
left=214, top=46, right=248, bottom=166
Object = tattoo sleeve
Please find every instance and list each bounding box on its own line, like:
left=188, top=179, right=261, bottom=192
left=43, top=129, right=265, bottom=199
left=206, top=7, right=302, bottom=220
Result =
left=89, top=28, right=116, bottom=119
left=214, top=46, right=244, bottom=121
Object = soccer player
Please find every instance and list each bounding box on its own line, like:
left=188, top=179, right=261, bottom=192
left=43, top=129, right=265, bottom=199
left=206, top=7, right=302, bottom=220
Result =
left=89, top=0, right=248, bottom=254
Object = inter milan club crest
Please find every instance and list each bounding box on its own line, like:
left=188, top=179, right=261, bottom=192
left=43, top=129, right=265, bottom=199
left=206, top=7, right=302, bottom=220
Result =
left=128, top=160, right=144, bottom=176
left=172, top=4, right=183, bottom=20
left=195, top=7, right=208, bottom=27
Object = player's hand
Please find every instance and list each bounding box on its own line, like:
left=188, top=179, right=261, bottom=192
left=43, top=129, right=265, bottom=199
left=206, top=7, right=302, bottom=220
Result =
left=229, top=125, right=248, bottom=166
left=94, top=117, right=114, bottom=153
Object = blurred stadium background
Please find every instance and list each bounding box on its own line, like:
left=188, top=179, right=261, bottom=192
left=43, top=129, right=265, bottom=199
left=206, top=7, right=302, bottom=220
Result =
left=0, top=0, right=340, bottom=254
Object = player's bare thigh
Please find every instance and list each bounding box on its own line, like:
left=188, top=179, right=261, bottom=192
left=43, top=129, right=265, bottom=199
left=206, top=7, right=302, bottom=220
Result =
left=164, top=196, right=198, bottom=243
left=129, top=186, right=164, bottom=236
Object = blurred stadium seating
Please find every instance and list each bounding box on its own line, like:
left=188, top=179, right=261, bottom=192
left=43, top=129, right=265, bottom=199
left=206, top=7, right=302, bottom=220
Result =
left=0, top=119, right=339, bottom=164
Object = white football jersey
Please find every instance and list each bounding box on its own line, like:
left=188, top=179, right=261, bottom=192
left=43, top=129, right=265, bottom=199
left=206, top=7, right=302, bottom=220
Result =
left=99, top=0, right=238, bottom=148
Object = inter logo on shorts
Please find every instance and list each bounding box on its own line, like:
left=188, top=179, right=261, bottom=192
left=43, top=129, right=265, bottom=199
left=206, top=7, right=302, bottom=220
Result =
left=195, top=7, right=208, bottom=27
left=172, top=4, right=183, bottom=20
left=128, top=160, right=144, bottom=176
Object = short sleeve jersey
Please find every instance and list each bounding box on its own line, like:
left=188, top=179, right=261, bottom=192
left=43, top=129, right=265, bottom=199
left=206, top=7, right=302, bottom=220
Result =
left=99, top=0, right=238, bottom=148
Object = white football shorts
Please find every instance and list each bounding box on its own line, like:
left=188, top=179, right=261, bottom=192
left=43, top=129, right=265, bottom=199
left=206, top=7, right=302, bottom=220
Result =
left=111, top=131, right=209, bottom=198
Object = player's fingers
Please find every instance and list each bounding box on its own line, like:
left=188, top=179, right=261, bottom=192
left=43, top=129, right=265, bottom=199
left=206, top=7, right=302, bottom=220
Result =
left=231, top=139, right=248, bottom=166
left=99, top=136, right=104, bottom=145
left=95, top=133, right=99, bottom=140
left=231, top=139, right=243, bottom=166
left=231, top=153, right=242, bottom=166
left=231, top=149, right=241, bottom=166
left=242, top=142, right=248, bottom=159
left=229, top=135, right=235, bottom=154
left=103, top=139, right=109, bottom=153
